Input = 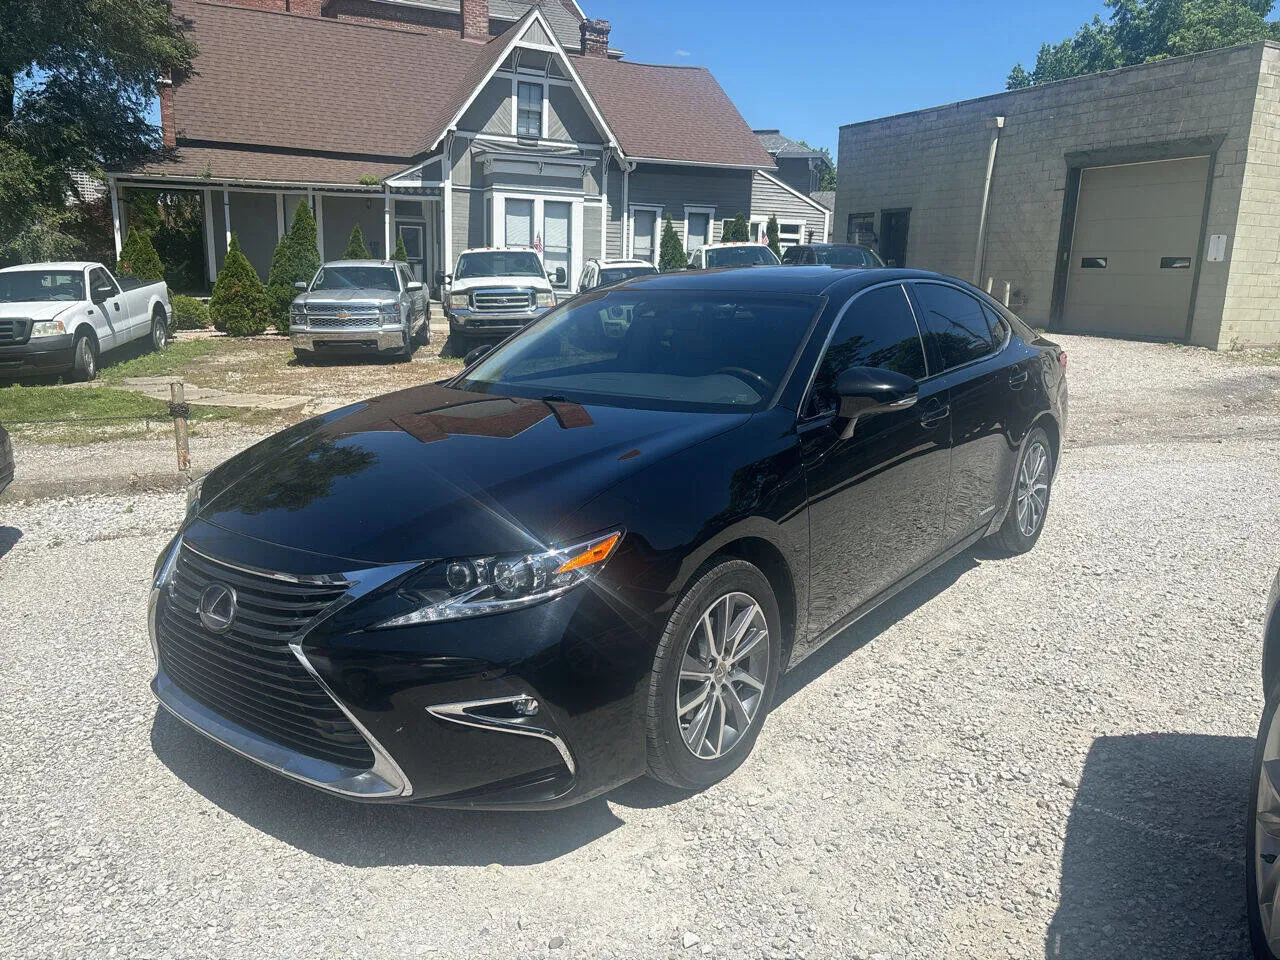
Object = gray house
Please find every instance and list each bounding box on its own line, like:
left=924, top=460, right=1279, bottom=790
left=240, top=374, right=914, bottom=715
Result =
left=834, top=41, right=1280, bottom=348
left=112, top=0, right=824, bottom=292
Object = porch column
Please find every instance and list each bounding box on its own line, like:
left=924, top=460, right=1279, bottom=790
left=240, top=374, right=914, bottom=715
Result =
left=600, top=156, right=608, bottom=258
left=222, top=188, right=232, bottom=251
left=314, top=193, right=325, bottom=260
left=277, top=193, right=286, bottom=241
left=108, top=177, right=123, bottom=261
left=442, top=134, right=454, bottom=275
left=383, top=186, right=392, bottom=260
left=203, top=188, right=218, bottom=283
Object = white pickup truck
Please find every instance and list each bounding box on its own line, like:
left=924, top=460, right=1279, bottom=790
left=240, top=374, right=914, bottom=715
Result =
left=0, top=261, right=171, bottom=381
left=440, top=247, right=561, bottom=339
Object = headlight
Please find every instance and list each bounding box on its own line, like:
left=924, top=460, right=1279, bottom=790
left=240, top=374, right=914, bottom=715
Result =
left=185, top=474, right=205, bottom=519
left=449, top=293, right=470, bottom=309
left=535, top=291, right=556, bottom=308
left=289, top=303, right=305, bottom=316
left=30, top=320, right=67, bottom=338
left=374, top=530, right=623, bottom=628
left=379, top=303, right=400, bottom=317
left=152, top=534, right=182, bottom=591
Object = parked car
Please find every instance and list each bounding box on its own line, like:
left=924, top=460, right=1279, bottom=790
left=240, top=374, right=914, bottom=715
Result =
left=440, top=247, right=560, bottom=338
left=782, top=243, right=885, bottom=268
left=1246, top=566, right=1280, bottom=958
left=687, top=243, right=781, bottom=270
left=0, top=423, right=12, bottom=498
left=0, top=261, right=170, bottom=382
left=289, top=260, right=428, bottom=363
left=148, top=266, right=1067, bottom=809
left=577, top=258, right=658, bottom=292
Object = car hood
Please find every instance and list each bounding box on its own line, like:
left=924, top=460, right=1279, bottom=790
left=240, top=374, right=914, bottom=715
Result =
left=197, top=383, right=749, bottom=565
left=450, top=275, right=552, bottom=293
left=297, top=289, right=399, bottom=305
left=0, top=302, right=78, bottom=321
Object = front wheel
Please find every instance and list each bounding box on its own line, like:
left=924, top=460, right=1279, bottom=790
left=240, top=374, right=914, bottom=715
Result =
left=71, top=332, right=99, bottom=382
left=151, top=309, right=169, bottom=352
left=645, top=559, right=782, bottom=790
left=988, top=425, right=1053, bottom=555
left=1248, top=693, right=1280, bottom=959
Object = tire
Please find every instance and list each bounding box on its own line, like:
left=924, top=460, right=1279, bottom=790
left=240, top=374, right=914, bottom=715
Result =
left=1248, top=692, right=1280, bottom=959
left=645, top=558, right=782, bottom=790
left=412, top=316, right=430, bottom=346
left=151, top=309, right=169, bottom=352
left=988, top=425, right=1053, bottom=556
left=71, top=331, right=98, bottom=383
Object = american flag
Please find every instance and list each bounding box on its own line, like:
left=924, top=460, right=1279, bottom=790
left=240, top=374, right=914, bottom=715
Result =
left=533, top=232, right=543, bottom=255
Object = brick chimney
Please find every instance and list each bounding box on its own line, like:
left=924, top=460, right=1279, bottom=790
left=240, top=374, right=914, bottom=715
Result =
left=158, top=73, right=176, bottom=148
left=461, top=0, right=488, bottom=40
left=580, top=18, right=610, bottom=57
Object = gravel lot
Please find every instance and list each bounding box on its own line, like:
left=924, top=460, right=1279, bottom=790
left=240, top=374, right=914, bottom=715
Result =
left=2, top=335, right=1278, bottom=959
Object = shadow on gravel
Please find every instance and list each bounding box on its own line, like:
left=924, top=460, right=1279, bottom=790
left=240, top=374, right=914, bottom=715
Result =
left=150, top=709, right=624, bottom=867
left=0, top=526, right=21, bottom=559
left=1047, top=732, right=1253, bottom=959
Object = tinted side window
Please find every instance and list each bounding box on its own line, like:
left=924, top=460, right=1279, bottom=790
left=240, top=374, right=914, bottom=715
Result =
left=781, top=247, right=804, bottom=264
left=89, top=268, right=119, bottom=297
left=808, top=284, right=927, bottom=416
left=912, top=283, right=994, bottom=370
left=980, top=302, right=1008, bottom=347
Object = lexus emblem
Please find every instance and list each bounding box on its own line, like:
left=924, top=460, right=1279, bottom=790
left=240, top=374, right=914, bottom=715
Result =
left=198, top=583, right=237, bottom=634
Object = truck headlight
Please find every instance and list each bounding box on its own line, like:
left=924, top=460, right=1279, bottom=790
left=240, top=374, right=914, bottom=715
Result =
left=30, top=320, right=67, bottom=338
left=449, top=293, right=470, bottom=309
left=535, top=291, right=556, bottom=309
left=374, top=530, right=623, bottom=627
left=379, top=304, right=400, bottom=322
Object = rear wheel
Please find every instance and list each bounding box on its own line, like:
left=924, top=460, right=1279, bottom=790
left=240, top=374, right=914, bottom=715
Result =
left=1248, top=693, right=1280, bottom=959
left=71, top=331, right=98, bottom=382
left=645, top=559, right=782, bottom=790
left=151, top=308, right=169, bottom=352
left=988, top=426, right=1053, bottom=555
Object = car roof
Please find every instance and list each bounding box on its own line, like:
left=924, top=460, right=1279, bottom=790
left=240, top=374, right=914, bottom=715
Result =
left=322, top=259, right=397, bottom=268
left=615, top=266, right=965, bottom=296
left=791, top=243, right=874, bottom=250
left=702, top=242, right=772, bottom=250
left=0, top=261, right=96, bottom=273
left=460, top=247, right=538, bottom=255
left=589, top=259, right=656, bottom=268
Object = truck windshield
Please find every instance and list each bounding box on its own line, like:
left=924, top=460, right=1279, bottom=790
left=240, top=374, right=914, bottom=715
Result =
left=456, top=251, right=545, bottom=279
left=599, top=266, right=658, bottom=287
left=704, top=246, right=781, bottom=269
left=0, top=270, right=86, bottom=302
left=311, top=266, right=399, bottom=292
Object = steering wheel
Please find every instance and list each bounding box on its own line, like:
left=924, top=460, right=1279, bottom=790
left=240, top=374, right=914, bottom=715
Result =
left=714, top=366, right=773, bottom=395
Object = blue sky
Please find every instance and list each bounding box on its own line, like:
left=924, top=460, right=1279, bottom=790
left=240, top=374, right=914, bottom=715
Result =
left=589, top=0, right=1108, bottom=156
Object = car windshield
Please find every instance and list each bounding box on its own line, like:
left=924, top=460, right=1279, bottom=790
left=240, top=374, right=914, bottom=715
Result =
left=816, top=246, right=883, bottom=267
left=455, top=289, right=822, bottom=413
left=0, top=270, right=85, bottom=302
left=456, top=251, right=546, bottom=279
left=704, top=246, right=781, bottom=269
left=599, top=266, right=658, bottom=287
left=311, top=266, right=399, bottom=292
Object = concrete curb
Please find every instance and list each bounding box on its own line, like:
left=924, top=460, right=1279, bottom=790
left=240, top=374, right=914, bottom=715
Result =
left=3, top=472, right=189, bottom=502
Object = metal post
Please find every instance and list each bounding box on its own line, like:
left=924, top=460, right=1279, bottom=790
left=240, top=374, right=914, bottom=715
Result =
left=170, top=381, right=190, bottom=476
left=972, top=116, right=1005, bottom=285
left=1003, top=281, right=1012, bottom=307
left=986, top=277, right=994, bottom=294
left=109, top=177, right=123, bottom=261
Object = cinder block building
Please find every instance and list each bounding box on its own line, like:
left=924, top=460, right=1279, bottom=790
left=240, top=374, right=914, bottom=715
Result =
left=834, top=41, right=1280, bottom=348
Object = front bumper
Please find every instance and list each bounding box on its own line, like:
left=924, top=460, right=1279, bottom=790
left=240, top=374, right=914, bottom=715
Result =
left=289, top=328, right=406, bottom=353
left=446, top=307, right=551, bottom=336
left=0, top=333, right=75, bottom=377
left=147, top=526, right=655, bottom=809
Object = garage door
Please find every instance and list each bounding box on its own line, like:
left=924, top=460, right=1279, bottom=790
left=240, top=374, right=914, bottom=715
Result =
left=1063, top=157, right=1209, bottom=340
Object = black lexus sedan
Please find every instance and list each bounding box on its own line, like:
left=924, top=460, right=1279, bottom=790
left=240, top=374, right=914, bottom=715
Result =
left=149, top=267, right=1067, bottom=809
left=1246, top=566, right=1280, bottom=958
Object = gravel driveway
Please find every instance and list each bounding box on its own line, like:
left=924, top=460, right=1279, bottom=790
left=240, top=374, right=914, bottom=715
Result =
left=2, top=335, right=1278, bottom=959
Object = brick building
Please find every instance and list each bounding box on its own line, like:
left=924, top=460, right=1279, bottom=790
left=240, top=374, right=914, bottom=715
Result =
left=834, top=41, right=1280, bottom=348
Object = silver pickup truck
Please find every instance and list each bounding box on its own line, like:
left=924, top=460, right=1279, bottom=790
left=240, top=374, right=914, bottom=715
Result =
left=288, top=260, right=429, bottom=362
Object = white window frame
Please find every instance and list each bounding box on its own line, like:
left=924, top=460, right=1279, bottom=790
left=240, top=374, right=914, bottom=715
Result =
left=512, top=79, right=547, bottom=140
left=774, top=219, right=806, bottom=252
left=628, top=203, right=663, bottom=264
left=489, top=189, right=584, bottom=289
left=683, top=204, right=715, bottom=253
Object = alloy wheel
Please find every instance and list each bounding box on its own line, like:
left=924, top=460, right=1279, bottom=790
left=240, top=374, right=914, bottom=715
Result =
left=1015, top=439, right=1049, bottom=538
left=80, top=339, right=95, bottom=379
left=154, top=318, right=168, bottom=350
left=676, top=591, right=770, bottom=761
left=1256, top=705, right=1280, bottom=953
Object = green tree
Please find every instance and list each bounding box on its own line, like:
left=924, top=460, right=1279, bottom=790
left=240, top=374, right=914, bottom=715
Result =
left=658, top=215, right=686, bottom=271
left=117, top=227, right=165, bottom=282
left=342, top=224, right=371, bottom=259
left=765, top=215, right=781, bottom=259
left=209, top=234, right=268, bottom=337
left=264, top=203, right=321, bottom=334
left=393, top=234, right=409, bottom=262
left=0, top=0, right=196, bottom=264
left=723, top=213, right=751, bottom=243
left=1007, top=0, right=1279, bottom=88
left=170, top=293, right=210, bottom=330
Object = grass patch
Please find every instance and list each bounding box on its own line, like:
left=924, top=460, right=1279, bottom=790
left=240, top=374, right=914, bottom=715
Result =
left=99, top=338, right=226, bottom=383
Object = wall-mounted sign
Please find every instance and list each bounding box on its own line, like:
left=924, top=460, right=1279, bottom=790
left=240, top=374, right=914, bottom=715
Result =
left=1206, top=234, right=1227, bottom=262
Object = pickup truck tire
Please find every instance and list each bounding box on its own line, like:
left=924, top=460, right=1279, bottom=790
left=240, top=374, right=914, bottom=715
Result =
left=150, top=309, right=169, bottom=352
left=71, top=331, right=98, bottom=383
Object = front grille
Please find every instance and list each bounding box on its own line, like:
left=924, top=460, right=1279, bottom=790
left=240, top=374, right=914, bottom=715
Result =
left=305, top=315, right=381, bottom=329
left=472, top=289, right=534, bottom=313
left=156, top=546, right=375, bottom=770
left=0, top=319, right=31, bottom=346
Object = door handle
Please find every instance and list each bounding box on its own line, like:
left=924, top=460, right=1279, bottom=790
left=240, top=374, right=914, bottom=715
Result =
left=113, top=302, right=120, bottom=311
left=1009, top=370, right=1029, bottom=389
left=919, top=404, right=950, bottom=429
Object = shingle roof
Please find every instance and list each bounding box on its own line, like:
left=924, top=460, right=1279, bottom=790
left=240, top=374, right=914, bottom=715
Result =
left=810, top=190, right=835, bottom=211
left=754, top=129, right=824, bottom=159
left=137, top=0, right=772, bottom=183
left=368, top=0, right=584, bottom=47
left=129, top=144, right=410, bottom=185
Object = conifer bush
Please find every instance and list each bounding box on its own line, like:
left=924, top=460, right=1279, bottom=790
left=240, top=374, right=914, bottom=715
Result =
left=209, top=235, right=268, bottom=337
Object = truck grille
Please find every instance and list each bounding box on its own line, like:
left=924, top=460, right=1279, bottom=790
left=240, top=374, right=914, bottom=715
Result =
left=0, top=319, right=31, bottom=346
left=156, top=546, right=375, bottom=770
left=472, top=289, right=534, bottom=313
left=305, top=315, right=381, bottom=329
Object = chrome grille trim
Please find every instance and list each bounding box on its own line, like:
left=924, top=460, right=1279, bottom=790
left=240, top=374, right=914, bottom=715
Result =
left=472, top=288, right=535, bottom=312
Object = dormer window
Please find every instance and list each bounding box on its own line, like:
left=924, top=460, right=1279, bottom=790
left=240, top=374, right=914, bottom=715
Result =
left=517, top=81, right=543, bottom=138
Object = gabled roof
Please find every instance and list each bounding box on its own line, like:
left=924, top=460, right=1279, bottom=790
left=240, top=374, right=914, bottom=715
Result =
left=754, top=129, right=829, bottom=163
left=349, top=0, right=586, bottom=48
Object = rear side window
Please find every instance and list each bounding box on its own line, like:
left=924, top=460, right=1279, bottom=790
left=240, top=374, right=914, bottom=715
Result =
left=808, top=284, right=927, bottom=416
left=912, top=283, right=995, bottom=370
left=781, top=247, right=809, bottom=264
left=980, top=302, right=1009, bottom=347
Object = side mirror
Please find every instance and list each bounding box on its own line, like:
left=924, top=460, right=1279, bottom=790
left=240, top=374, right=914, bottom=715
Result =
left=407, top=281, right=424, bottom=292
left=835, top=366, right=918, bottom=439
left=552, top=267, right=566, bottom=285
left=92, top=284, right=114, bottom=303
left=293, top=281, right=308, bottom=291
left=436, top=272, right=449, bottom=287
left=463, top=343, right=493, bottom=367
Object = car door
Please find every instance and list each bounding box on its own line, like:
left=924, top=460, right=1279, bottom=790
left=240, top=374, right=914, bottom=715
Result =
left=86, top=267, right=125, bottom=349
left=907, top=280, right=1018, bottom=544
left=797, top=282, right=951, bottom=649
